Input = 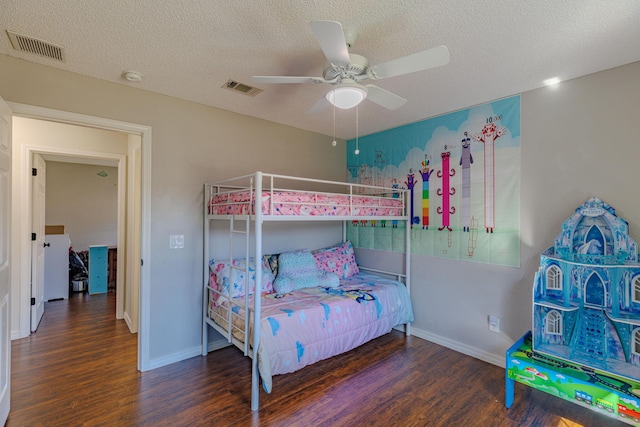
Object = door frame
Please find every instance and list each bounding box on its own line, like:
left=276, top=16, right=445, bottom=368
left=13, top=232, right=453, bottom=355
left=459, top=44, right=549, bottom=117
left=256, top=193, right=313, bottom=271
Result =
left=30, top=153, right=46, bottom=332
left=0, top=96, right=13, bottom=426
left=27, top=147, right=125, bottom=320
left=8, top=102, right=152, bottom=371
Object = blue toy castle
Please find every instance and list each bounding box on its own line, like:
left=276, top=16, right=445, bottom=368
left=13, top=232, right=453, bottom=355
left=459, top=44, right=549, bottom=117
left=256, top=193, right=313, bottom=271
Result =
left=533, top=197, right=640, bottom=381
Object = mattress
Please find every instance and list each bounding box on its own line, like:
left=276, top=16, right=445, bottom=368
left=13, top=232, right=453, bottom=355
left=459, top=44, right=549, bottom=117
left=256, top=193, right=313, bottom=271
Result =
left=208, top=271, right=414, bottom=393
left=207, top=190, right=404, bottom=217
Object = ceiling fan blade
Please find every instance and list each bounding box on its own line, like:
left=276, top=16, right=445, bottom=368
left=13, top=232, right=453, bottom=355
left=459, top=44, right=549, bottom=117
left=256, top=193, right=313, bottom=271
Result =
left=310, top=20, right=351, bottom=67
left=252, top=76, right=324, bottom=84
left=370, top=45, right=450, bottom=79
left=308, top=96, right=330, bottom=114
left=365, top=85, right=407, bottom=110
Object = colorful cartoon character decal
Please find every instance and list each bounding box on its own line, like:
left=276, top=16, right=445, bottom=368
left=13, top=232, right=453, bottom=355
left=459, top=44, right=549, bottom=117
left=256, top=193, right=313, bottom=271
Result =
left=419, top=157, right=434, bottom=229
left=405, top=170, right=418, bottom=228
left=437, top=151, right=456, bottom=231
left=472, top=123, right=506, bottom=233
left=392, top=180, right=400, bottom=228
left=321, top=287, right=376, bottom=304
left=459, top=134, right=474, bottom=232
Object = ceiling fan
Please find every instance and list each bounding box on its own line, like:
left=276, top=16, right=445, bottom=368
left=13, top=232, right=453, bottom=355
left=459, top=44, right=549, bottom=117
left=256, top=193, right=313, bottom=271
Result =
left=252, top=20, right=450, bottom=112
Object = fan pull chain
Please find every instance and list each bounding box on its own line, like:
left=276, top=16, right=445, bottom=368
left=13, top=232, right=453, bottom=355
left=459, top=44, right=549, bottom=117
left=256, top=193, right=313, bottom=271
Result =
left=355, top=105, right=360, bottom=155
left=332, top=99, right=337, bottom=147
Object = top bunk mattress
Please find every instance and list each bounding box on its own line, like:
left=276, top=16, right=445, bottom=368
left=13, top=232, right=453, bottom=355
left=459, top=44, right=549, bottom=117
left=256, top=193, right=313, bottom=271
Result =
left=207, top=190, right=404, bottom=217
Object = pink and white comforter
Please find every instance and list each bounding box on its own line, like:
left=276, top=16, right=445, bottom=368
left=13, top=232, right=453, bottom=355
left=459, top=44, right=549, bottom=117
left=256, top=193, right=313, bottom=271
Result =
left=210, top=271, right=413, bottom=393
left=208, top=190, right=403, bottom=217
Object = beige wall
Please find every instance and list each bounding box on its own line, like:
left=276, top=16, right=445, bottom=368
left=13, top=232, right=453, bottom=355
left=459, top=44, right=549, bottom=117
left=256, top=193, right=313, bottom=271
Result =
left=45, top=161, right=118, bottom=251
left=0, top=54, right=346, bottom=364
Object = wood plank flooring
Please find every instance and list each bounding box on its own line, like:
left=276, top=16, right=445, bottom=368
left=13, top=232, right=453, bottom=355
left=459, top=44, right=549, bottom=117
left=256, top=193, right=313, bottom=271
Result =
left=8, top=292, right=625, bottom=426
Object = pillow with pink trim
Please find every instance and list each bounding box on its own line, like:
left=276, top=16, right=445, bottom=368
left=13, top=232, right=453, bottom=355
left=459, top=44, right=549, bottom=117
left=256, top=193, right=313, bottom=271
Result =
left=208, top=257, right=274, bottom=305
left=312, top=241, right=359, bottom=279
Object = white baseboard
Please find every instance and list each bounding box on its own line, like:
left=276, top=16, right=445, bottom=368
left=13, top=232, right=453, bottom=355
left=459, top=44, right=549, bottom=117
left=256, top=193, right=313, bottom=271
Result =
left=410, top=326, right=506, bottom=368
left=208, top=338, right=232, bottom=352
left=147, top=329, right=504, bottom=372
left=123, top=311, right=135, bottom=333
left=148, top=338, right=234, bottom=370
left=148, top=345, right=203, bottom=370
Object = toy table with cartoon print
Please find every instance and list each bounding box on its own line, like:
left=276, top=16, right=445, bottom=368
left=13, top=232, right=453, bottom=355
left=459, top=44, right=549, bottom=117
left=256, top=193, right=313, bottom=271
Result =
left=506, top=331, right=640, bottom=426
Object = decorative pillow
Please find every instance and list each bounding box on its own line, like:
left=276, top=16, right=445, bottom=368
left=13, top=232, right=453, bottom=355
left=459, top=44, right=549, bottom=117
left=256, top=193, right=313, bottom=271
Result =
left=209, top=257, right=275, bottom=304
left=273, top=249, right=339, bottom=294
left=263, top=253, right=280, bottom=278
left=208, top=270, right=219, bottom=306
left=312, top=241, right=359, bottom=279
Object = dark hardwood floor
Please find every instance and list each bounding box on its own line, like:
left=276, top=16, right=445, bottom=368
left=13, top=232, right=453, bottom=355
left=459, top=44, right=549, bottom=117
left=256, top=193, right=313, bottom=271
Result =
left=8, top=292, right=625, bottom=426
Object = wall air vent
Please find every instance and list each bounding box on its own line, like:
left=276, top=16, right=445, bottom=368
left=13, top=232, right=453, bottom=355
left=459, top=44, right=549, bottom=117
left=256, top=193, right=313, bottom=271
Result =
left=6, top=30, right=66, bottom=62
left=222, top=80, right=262, bottom=97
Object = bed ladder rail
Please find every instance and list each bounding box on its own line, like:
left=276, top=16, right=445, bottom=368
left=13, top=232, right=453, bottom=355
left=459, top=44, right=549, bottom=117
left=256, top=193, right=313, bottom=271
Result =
left=226, top=214, right=252, bottom=356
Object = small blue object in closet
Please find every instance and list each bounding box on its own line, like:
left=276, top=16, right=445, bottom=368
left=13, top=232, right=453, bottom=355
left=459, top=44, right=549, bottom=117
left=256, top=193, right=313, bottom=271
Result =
left=89, top=245, right=108, bottom=294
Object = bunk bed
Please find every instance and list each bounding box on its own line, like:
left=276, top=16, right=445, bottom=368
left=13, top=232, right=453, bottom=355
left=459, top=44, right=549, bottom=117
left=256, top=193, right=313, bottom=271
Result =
left=202, top=171, right=413, bottom=410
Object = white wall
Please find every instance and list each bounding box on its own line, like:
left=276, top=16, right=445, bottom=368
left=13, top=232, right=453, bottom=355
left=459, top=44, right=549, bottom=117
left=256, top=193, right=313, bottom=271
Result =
left=0, top=53, right=346, bottom=367
left=358, top=60, right=640, bottom=366
left=45, top=161, right=118, bottom=251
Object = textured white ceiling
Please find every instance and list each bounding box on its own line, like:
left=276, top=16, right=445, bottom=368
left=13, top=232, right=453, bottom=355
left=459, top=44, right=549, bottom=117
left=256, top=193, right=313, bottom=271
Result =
left=1, top=1, right=639, bottom=140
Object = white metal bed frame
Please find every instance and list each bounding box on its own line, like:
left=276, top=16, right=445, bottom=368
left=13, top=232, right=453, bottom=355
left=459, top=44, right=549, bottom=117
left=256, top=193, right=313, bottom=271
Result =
left=201, top=171, right=411, bottom=410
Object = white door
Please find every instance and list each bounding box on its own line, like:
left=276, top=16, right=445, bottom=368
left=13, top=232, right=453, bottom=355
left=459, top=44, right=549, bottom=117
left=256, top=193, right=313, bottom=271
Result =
left=130, top=142, right=141, bottom=333
left=30, top=153, right=46, bottom=331
left=0, top=97, right=13, bottom=423
left=44, top=234, right=70, bottom=301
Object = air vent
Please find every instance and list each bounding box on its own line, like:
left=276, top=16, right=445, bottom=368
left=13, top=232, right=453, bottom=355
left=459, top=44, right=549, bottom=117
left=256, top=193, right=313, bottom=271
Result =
left=222, top=80, right=262, bottom=97
left=6, top=30, right=66, bottom=62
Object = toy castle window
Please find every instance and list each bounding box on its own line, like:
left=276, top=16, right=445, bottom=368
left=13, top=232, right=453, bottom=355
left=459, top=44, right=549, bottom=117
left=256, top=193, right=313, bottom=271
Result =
left=633, top=275, right=640, bottom=303
left=584, top=225, right=606, bottom=255
left=545, top=310, right=562, bottom=335
left=633, top=329, right=640, bottom=356
left=584, top=272, right=606, bottom=306
left=546, top=265, right=562, bottom=290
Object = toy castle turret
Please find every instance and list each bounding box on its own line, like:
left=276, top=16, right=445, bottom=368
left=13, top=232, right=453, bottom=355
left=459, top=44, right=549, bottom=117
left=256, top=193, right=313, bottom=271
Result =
left=533, top=197, right=640, bottom=380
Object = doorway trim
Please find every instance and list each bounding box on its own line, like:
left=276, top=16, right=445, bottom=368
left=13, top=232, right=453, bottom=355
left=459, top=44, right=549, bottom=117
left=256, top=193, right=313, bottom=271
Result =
left=8, top=102, right=152, bottom=371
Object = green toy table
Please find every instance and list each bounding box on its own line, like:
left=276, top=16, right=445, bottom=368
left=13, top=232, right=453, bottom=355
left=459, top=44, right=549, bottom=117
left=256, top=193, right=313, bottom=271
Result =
left=506, top=331, right=640, bottom=425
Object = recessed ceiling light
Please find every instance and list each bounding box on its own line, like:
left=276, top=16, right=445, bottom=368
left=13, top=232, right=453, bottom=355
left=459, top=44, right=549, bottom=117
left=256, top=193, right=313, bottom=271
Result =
left=543, top=77, right=561, bottom=86
left=123, top=70, right=143, bottom=82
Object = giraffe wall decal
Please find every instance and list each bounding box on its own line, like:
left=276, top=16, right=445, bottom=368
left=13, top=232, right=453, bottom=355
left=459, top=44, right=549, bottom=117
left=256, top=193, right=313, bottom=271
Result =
left=472, top=123, right=506, bottom=233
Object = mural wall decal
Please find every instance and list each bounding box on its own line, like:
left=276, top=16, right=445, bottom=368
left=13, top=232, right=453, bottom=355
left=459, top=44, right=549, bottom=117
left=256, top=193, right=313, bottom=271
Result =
left=346, top=95, right=521, bottom=267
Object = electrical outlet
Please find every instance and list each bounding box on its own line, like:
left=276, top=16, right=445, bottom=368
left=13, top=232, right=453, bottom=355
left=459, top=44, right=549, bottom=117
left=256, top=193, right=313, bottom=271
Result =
left=489, top=315, right=500, bottom=333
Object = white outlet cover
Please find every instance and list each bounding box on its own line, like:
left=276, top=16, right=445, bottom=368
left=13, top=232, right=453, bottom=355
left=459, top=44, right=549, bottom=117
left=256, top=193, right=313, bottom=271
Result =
left=489, top=315, right=500, bottom=333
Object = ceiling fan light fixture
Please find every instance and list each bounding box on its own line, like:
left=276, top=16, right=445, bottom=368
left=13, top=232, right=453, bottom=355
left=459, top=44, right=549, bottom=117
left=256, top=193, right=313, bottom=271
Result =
left=326, top=83, right=367, bottom=109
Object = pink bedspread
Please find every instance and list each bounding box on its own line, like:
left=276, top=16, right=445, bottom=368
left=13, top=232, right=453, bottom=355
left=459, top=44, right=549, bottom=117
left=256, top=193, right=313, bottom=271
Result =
left=210, top=271, right=413, bottom=393
left=208, top=190, right=403, bottom=217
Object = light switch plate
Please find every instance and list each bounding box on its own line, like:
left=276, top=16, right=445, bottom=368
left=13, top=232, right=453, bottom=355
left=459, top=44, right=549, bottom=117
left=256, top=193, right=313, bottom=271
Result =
left=170, top=234, right=184, bottom=249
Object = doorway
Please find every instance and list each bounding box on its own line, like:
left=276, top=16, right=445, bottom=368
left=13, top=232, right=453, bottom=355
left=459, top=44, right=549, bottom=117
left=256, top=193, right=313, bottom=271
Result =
left=9, top=103, right=151, bottom=371
left=40, top=158, right=121, bottom=321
